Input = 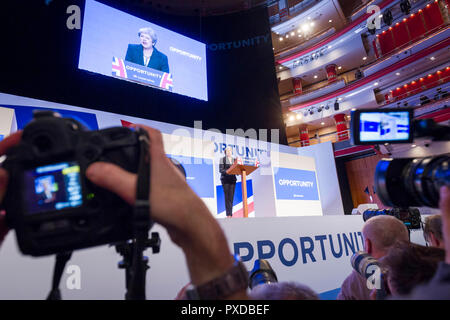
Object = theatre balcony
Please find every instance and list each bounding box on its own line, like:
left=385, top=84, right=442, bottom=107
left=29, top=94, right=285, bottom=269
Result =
left=271, top=0, right=450, bottom=152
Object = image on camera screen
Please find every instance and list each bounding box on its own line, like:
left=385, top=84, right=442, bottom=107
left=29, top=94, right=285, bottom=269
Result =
left=24, top=162, right=83, bottom=214
left=359, top=111, right=410, bottom=142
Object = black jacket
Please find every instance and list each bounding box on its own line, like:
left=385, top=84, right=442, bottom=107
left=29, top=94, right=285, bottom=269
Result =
left=125, top=45, right=170, bottom=73
left=219, top=156, right=237, bottom=184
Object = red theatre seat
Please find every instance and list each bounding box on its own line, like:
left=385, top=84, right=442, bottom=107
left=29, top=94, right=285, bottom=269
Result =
left=423, top=73, right=438, bottom=89
left=378, top=30, right=396, bottom=56
left=408, top=80, right=421, bottom=96
left=406, top=12, right=427, bottom=41
left=442, top=67, right=450, bottom=82
left=422, top=2, right=444, bottom=32
left=392, top=86, right=407, bottom=100
left=392, top=22, right=410, bottom=48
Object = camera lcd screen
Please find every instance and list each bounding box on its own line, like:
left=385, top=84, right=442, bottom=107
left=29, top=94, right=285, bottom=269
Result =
left=24, top=162, right=83, bottom=214
left=359, top=111, right=411, bottom=143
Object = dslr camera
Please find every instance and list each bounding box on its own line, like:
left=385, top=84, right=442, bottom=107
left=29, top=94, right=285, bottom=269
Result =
left=1, top=111, right=148, bottom=256
left=351, top=108, right=449, bottom=208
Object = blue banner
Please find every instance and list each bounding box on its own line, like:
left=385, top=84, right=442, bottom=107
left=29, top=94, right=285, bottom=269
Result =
left=167, top=154, right=214, bottom=198
left=274, top=167, right=319, bottom=200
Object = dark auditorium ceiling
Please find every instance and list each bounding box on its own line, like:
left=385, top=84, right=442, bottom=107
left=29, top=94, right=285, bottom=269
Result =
left=110, top=0, right=271, bottom=16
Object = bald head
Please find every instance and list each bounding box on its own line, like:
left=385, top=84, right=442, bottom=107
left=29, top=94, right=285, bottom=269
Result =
left=362, top=215, right=409, bottom=257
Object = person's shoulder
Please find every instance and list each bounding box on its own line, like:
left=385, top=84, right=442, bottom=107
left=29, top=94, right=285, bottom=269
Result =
left=128, top=43, right=141, bottom=49
left=154, top=48, right=168, bottom=60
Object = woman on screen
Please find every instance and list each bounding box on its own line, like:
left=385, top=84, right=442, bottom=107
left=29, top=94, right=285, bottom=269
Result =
left=125, top=27, right=170, bottom=73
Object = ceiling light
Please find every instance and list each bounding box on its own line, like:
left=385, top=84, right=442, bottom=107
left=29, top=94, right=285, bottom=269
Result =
left=338, top=66, right=342, bottom=70
left=310, top=22, right=315, bottom=27
left=290, top=32, right=295, bottom=36
left=286, top=34, right=289, bottom=38
left=314, top=75, right=318, bottom=79
left=289, top=115, right=295, bottom=121
left=430, top=56, right=435, bottom=61
left=411, top=144, right=417, bottom=148
left=279, top=37, right=283, bottom=41
left=362, top=56, right=367, bottom=60
left=302, top=24, right=310, bottom=32
left=328, top=19, right=332, bottom=23
left=379, top=14, right=383, bottom=18
left=297, top=29, right=302, bottom=33
left=338, top=98, right=342, bottom=101
left=296, top=114, right=301, bottom=120
left=351, top=108, right=356, bottom=111
left=321, top=122, right=325, bottom=125
left=328, top=45, right=332, bottom=49
left=396, top=72, right=400, bottom=76
left=279, top=66, right=283, bottom=70
left=298, top=34, right=302, bottom=37
left=374, top=82, right=379, bottom=86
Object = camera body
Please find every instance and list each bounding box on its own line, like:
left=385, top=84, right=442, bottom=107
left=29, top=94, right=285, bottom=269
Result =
left=350, top=108, right=449, bottom=208
left=2, top=111, right=143, bottom=256
left=363, top=208, right=422, bottom=230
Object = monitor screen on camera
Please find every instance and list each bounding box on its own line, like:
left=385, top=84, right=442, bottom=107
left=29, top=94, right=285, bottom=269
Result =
left=358, top=110, right=412, bottom=143
left=24, top=162, right=83, bottom=214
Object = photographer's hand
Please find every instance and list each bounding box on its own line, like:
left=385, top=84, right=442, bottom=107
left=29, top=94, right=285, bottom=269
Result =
left=86, top=126, right=245, bottom=298
left=0, top=132, right=22, bottom=245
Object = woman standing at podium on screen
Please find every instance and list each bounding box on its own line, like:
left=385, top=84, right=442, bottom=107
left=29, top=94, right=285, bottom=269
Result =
left=219, top=147, right=237, bottom=218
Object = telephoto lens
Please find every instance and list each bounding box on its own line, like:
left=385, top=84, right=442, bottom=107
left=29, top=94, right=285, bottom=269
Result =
left=375, top=155, right=450, bottom=208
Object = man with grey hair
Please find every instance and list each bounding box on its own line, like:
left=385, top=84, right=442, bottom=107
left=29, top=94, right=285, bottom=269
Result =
left=423, top=214, right=445, bottom=249
left=125, top=27, right=169, bottom=72
left=337, top=215, right=409, bottom=300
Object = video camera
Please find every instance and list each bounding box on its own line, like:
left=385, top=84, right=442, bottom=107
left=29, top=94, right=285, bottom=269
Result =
left=1, top=111, right=150, bottom=257
left=363, top=208, right=422, bottom=230
left=351, top=108, right=449, bottom=208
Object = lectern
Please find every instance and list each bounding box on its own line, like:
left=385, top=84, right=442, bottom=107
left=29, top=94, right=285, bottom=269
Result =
left=226, top=159, right=259, bottom=218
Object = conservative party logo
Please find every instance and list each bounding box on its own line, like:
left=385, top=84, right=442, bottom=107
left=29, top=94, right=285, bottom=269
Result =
left=274, top=167, right=319, bottom=200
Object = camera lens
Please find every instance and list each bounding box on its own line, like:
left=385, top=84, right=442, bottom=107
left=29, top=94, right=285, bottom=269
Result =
left=375, top=155, right=450, bottom=208
left=32, top=134, right=54, bottom=154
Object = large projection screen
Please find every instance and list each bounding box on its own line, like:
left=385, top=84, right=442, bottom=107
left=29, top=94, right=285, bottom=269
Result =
left=79, top=0, right=208, bottom=101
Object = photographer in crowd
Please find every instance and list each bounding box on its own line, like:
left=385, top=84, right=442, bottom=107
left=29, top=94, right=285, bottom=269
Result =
left=0, top=127, right=248, bottom=300
left=402, top=186, right=450, bottom=299
left=337, top=215, right=409, bottom=300
left=380, top=242, right=445, bottom=297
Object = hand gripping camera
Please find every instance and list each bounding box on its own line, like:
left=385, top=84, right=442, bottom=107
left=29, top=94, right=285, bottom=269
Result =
left=2, top=111, right=149, bottom=257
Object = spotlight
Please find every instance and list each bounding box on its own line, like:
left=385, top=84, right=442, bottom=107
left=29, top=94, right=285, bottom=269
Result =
left=325, top=105, right=330, bottom=110
left=309, top=109, right=314, bottom=115
left=334, top=101, right=340, bottom=111
left=383, top=9, right=393, bottom=26
left=400, top=0, right=411, bottom=15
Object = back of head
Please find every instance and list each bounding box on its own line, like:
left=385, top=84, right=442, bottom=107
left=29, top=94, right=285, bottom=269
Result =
left=423, top=214, right=443, bottom=243
left=381, top=242, right=445, bottom=296
left=362, top=215, right=409, bottom=254
left=249, top=281, right=319, bottom=300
